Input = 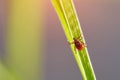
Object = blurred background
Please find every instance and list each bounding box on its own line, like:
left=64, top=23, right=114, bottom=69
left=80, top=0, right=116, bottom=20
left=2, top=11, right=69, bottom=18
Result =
left=0, top=0, right=120, bottom=80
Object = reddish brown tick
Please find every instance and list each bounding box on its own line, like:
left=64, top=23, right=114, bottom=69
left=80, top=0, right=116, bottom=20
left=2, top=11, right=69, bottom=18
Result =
left=69, top=36, right=86, bottom=51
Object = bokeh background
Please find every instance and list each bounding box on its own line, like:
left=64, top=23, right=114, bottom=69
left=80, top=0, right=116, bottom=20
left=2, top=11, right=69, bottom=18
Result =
left=0, top=0, right=120, bottom=80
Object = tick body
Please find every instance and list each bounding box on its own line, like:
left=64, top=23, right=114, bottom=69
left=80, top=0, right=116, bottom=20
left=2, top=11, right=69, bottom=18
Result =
left=73, top=38, right=84, bottom=50
left=69, top=36, right=86, bottom=51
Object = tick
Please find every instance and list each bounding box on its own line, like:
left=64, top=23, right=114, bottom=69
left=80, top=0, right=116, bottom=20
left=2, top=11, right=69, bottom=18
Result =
left=69, top=36, right=86, bottom=51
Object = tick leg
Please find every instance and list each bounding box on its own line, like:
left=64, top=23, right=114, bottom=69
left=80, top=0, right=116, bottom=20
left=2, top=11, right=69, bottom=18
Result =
left=68, top=41, right=74, bottom=45
left=68, top=41, right=77, bottom=53
left=74, top=46, right=76, bottom=53
left=81, top=41, right=87, bottom=47
left=77, top=35, right=83, bottom=41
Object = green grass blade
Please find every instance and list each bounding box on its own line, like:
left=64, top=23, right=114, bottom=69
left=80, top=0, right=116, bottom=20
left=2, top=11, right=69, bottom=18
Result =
left=0, top=61, right=15, bottom=80
left=51, top=0, right=96, bottom=80
left=6, top=0, right=44, bottom=80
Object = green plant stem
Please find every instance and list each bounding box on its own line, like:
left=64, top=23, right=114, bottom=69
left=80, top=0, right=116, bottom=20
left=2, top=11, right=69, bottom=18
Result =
left=0, top=61, right=15, bottom=80
left=51, top=0, right=96, bottom=80
left=6, top=0, right=44, bottom=80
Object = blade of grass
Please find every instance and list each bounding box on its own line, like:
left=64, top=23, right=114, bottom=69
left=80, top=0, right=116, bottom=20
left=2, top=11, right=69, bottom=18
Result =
left=51, top=0, right=96, bottom=80
left=0, top=60, right=15, bottom=80
left=6, top=0, right=44, bottom=80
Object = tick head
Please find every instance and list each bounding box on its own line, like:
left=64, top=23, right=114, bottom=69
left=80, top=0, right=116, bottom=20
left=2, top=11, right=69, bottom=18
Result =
left=73, top=38, right=78, bottom=42
left=73, top=38, right=76, bottom=40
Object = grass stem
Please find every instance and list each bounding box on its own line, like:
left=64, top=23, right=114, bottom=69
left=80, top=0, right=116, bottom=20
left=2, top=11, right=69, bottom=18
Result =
left=51, top=0, right=96, bottom=80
